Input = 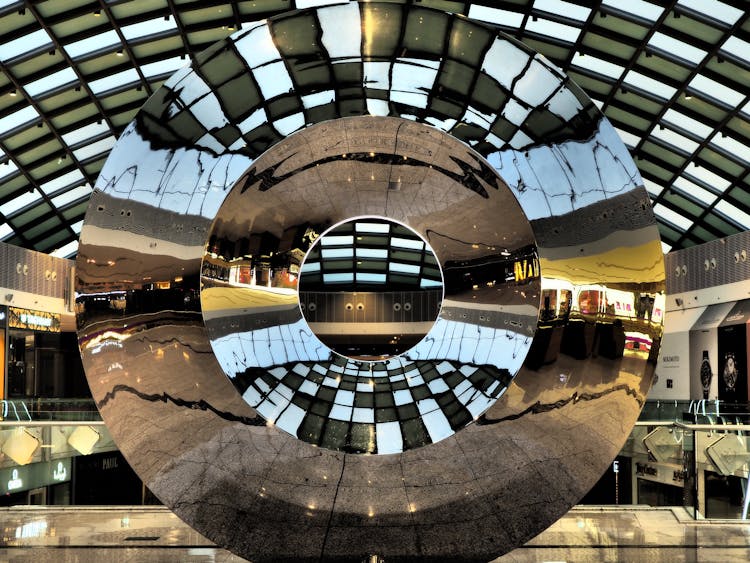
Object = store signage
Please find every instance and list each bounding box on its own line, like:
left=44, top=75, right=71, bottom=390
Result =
left=7, top=469, right=23, bottom=491
left=0, top=458, right=71, bottom=495
left=612, top=461, right=619, bottom=474
left=635, top=462, right=658, bottom=477
left=8, top=307, right=61, bottom=333
left=53, top=461, right=67, bottom=482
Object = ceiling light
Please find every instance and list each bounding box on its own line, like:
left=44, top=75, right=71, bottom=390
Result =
left=94, top=9, right=101, bottom=16
left=116, top=49, right=124, bottom=56
left=9, top=89, right=17, bottom=96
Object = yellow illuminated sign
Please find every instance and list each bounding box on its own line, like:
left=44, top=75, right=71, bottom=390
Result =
left=8, top=307, right=61, bottom=333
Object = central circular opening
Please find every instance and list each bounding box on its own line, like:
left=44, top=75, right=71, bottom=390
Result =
left=298, top=217, right=443, bottom=361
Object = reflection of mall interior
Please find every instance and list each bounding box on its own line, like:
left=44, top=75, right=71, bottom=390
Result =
left=1, top=1, right=750, bottom=561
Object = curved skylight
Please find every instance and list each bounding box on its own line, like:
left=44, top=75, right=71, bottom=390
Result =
left=0, top=0, right=747, bottom=256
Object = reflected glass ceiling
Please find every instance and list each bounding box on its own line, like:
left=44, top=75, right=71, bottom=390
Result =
left=0, top=0, right=747, bottom=257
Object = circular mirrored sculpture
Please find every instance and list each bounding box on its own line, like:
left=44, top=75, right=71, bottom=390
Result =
left=75, top=2, right=665, bottom=562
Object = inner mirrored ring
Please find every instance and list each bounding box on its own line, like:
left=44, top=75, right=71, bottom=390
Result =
left=199, top=116, right=540, bottom=454
left=298, top=216, right=444, bottom=360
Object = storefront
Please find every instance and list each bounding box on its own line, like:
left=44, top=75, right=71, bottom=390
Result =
left=0, top=458, right=72, bottom=506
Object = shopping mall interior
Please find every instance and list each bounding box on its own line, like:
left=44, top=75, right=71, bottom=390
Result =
left=0, top=0, right=749, bottom=561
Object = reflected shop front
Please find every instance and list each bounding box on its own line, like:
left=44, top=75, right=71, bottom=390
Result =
left=74, top=3, right=664, bottom=562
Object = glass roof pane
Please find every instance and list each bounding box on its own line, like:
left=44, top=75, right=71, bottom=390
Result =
left=0, top=222, right=12, bottom=240
left=643, top=178, right=663, bottom=197
left=711, top=134, right=750, bottom=164
left=0, top=190, right=42, bottom=217
left=661, top=109, right=713, bottom=138
left=651, top=126, right=700, bottom=154
left=653, top=202, right=694, bottom=231
left=678, top=0, right=743, bottom=25
left=721, top=36, right=750, bottom=60
left=64, top=30, right=120, bottom=59
left=39, top=168, right=85, bottom=194
left=688, top=74, right=745, bottom=106
left=648, top=32, right=707, bottom=65
left=613, top=127, right=641, bottom=148
left=296, top=0, right=349, bottom=8
left=0, top=105, right=39, bottom=134
left=24, top=67, right=79, bottom=97
left=72, top=136, right=116, bottom=161
left=467, top=5, right=524, bottom=27
left=51, top=183, right=93, bottom=207
left=61, top=121, right=111, bottom=147
left=50, top=239, right=78, bottom=258
left=121, top=17, right=178, bottom=41
left=673, top=175, right=717, bottom=205
left=526, top=18, right=581, bottom=43
left=715, top=199, right=750, bottom=229
left=0, top=161, right=19, bottom=181
left=684, top=162, right=731, bottom=192
left=570, top=53, right=624, bottom=80
left=623, top=70, right=677, bottom=100
left=661, top=241, right=672, bottom=253
left=534, top=0, right=591, bottom=21
left=602, top=0, right=664, bottom=21
left=0, top=29, right=51, bottom=61
left=89, top=68, right=140, bottom=95
left=141, top=57, right=186, bottom=78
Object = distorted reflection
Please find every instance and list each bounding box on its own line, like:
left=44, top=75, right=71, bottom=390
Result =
left=298, top=217, right=443, bottom=360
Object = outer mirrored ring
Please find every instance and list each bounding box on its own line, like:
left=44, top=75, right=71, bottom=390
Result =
left=76, top=2, right=664, bottom=562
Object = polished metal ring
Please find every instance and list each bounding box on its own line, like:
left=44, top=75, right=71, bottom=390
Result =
left=76, top=2, right=664, bottom=561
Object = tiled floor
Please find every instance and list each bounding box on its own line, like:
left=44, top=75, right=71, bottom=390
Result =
left=1, top=505, right=748, bottom=562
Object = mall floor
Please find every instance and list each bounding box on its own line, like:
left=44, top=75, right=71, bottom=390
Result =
left=1, top=505, right=749, bottom=562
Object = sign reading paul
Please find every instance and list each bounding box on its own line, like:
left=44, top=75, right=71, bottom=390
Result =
left=8, top=307, right=61, bottom=333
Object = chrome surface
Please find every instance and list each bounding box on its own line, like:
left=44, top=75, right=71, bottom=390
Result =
left=75, top=2, right=664, bottom=561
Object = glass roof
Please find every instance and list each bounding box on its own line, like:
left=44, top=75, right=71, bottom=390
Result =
left=0, top=0, right=747, bottom=256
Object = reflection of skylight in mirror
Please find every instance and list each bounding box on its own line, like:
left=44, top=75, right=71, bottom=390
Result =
left=0, top=105, right=39, bottom=133
left=721, top=37, right=750, bottom=60
left=623, top=70, right=677, bottom=100
left=652, top=126, right=699, bottom=154
left=526, top=18, right=581, bottom=43
left=321, top=235, right=354, bottom=246
left=467, top=5, right=524, bottom=27
left=253, top=61, right=294, bottom=100
left=51, top=184, right=93, bottom=208
left=662, top=109, right=713, bottom=138
left=648, top=32, right=707, bottom=65
left=602, top=0, right=663, bottom=21
left=302, top=91, right=334, bottom=109
left=121, top=17, right=178, bottom=41
left=89, top=68, right=140, bottom=95
left=296, top=0, right=348, bottom=8
left=356, top=273, right=386, bottom=283
left=673, top=176, right=717, bottom=206
left=421, top=279, right=442, bottom=288
left=70, top=220, right=84, bottom=234
left=715, top=200, right=750, bottom=229
left=64, top=30, right=120, bottom=59
left=0, top=29, right=50, bottom=61
left=321, top=248, right=353, bottom=259
left=319, top=3, right=361, bottom=58
left=392, top=237, right=424, bottom=250
left=535, top=0, right=591, bottom=21
left=711, top=134, right=750, bottom=164
left=324, top=273, right=354, bottom=283
left=684, top=162, right=731, bottom=192
left=357, top=248, right=388, bottom=259
left=39, top=169, right=85, bottom=194
left=390, top=263, right=420, bottom=274
left=51, top=240, right=78, bottom=258
left=678, top=0, right=743, bottom=25
left=62, top=122, right=111, bottom=147
left=24, top=67, right=78, bottom=97
left=688, top=74, right=745, bottom=106
left=653, top=203, right=694, bottom=231
left=661, top=241, right=672, bottom=254
left=0, top=190, right=42, bottom=217
left=356, top=222, right=390, bottom=234
left=570, top=53, right=624, bottom=80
